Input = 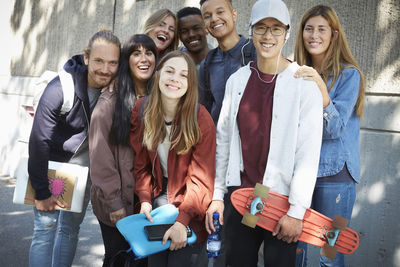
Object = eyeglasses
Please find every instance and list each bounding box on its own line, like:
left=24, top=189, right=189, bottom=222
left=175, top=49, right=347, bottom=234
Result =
left=252, top=24, right=288, bottom=36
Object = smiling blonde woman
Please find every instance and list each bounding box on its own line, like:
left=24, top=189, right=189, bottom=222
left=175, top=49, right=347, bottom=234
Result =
left=143, top=9, right=179, bottom=59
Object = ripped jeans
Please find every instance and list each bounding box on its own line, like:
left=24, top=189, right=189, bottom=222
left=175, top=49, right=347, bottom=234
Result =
left=296, top=180, right=356, bottom=267
left=29, top=179, right=91, bottom=267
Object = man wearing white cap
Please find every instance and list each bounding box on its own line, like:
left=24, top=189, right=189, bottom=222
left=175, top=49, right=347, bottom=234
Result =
left=205, top=0, right=323, bottom=265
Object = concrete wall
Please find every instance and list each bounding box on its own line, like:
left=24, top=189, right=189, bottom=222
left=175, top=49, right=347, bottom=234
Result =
left=0, top=0, right=399, bottom=266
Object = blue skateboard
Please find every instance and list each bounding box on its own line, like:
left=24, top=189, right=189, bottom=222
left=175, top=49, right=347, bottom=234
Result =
left=116, top=204, right=197, bottom=259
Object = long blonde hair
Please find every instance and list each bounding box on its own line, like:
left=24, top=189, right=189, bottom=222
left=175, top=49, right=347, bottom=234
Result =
left=294, top=5, right=365, bottom=118
left=143, top=9, right=179, bottom=56
left=142, top=50, right=200, bottom=155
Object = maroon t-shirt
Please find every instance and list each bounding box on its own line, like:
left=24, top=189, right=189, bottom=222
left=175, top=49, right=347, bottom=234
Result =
left=238, top=61, right=277, bottom=188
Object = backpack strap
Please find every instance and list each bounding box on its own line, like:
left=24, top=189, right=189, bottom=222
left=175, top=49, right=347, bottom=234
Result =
left=32, top=71, right=58, bottom=112
left=32, top=70, right=74, bottom=115
left=202, top=39, right=254, bottom=104
left=58, top=69, right=75, bottom=115
left=202, top=48, right=218, bottom=105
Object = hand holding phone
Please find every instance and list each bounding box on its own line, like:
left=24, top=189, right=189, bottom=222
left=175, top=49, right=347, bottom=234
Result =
left=144, top=223, right=193, bottom=241
left=163, top=221, right=187, bottom=250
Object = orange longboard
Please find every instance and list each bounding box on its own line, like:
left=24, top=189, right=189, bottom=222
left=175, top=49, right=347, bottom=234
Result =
left=231, top=184, right=359, bottom=258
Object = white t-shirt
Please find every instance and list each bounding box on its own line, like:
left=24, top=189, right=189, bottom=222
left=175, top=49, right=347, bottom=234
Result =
left=157, top=124, right=171, bottom=178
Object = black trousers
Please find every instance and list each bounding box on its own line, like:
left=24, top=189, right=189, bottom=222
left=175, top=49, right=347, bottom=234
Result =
left=225, top=188, right=297, bottom=267
left=149, top=178, right=205, bottom=267
left=98, top=220, right=131, bottom=266
left=148, top=241, right=205, bottom=267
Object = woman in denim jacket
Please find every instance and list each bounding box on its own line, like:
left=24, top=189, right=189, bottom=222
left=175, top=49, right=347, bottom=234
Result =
left=294, top=5, right=365, bottom=267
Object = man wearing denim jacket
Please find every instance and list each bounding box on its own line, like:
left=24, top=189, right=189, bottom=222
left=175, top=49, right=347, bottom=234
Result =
left=198, top=0, right=257, bottom=125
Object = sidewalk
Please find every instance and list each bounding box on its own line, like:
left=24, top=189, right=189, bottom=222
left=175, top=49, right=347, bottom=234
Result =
left=0, top=177, right=104, bottom=267
left=0, top=177, right=217, bottom=267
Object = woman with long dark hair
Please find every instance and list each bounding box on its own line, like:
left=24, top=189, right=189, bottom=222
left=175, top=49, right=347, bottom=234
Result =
left=89, top=34, right=157, bottom=266
left=294, top=5, right=365, bottom=267
left=130, top=50, right=216, bottom=267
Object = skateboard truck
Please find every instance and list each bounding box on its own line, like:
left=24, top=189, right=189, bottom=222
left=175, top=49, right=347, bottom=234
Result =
left=321, top=215, right=348, bottom=259
left=241, top=183, right=270, bottom=228
left=325, top=229, right=340, bottom=246
left=250, top=196, right=264, bottom=215
left=231, top=186, right=359, bottom=256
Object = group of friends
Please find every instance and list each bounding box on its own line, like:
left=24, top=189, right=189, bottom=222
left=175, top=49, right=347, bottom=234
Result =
left=27, top=0, right=365, bottom=266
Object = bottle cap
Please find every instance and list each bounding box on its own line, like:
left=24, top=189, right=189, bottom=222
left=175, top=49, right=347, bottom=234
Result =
left=212, top=212, right=219, bottom=219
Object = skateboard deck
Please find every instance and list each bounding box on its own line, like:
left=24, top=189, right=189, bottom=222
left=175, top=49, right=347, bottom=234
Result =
left=116, top=204, right=197, bottom=259
left=231, top=184, right=359, bottom=258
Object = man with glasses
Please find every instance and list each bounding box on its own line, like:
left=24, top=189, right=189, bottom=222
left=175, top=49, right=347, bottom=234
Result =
left=252, top=23, right=289, bottom=36
left=205, top=0, right=323, bottom=266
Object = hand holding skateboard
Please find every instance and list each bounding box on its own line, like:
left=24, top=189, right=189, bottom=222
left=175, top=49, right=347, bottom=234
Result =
left=272, top=215, right=302, bottom=243
left=231, top=183, right=359, bottom=259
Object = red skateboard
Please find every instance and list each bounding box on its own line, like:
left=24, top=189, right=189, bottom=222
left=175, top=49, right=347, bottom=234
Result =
left=231, top=183, right=359, bottom=258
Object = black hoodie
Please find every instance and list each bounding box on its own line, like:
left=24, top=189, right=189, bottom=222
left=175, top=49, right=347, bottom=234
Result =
left=28, top=55, right=91, bottom=200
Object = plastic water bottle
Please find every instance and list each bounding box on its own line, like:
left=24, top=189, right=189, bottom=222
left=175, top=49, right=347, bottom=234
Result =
left=207, top=212, right=222, bottom=258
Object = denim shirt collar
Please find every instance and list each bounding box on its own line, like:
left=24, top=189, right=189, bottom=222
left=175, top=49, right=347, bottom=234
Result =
left=216, top=35, right=248, bottom=57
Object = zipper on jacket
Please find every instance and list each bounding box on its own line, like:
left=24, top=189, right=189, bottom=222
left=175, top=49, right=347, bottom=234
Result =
left=151, top=152, right=158, bottom=196
left=72, top=101, right=90, bottom=156
left=151, top=152, right=157, bottom=178
left=151, top=152, right=170, bottom=203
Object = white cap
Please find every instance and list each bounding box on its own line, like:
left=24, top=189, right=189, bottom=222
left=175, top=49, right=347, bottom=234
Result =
left=248, top=0, right=291, bottom=38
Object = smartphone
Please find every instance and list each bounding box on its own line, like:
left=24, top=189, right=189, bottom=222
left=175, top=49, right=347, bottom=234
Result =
left=144, top=224, right=193, bottom=241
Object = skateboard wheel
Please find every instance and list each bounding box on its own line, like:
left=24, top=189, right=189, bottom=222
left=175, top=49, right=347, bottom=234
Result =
left=256, top=203, right=264, bottom=211
left=253, top=183, right=270, bottom=198
left=332, top=215, right=348, bottom=230
left=321, top=243, right=337, bottom=259
left=326, top=232, right=335, bottom=239
left=242, top=212, right=258, bottom=228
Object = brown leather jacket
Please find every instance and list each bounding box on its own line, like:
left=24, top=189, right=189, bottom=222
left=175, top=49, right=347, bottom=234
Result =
left=130, top=97, right=216, bottom=242
left=89, top=90, right=135, bottom=227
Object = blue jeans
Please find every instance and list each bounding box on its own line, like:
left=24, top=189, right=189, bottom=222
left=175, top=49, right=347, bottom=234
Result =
left=29, top=178, right=91, bottom=267
left=296, top=180, right=356, bottom=267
